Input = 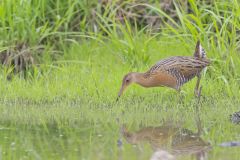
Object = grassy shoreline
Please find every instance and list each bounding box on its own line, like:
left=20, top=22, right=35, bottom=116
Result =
left=0, top=0, right=240, bottom=159
left=0, top=38, right=239, bottom=159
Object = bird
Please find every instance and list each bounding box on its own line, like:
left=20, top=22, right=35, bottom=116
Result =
left=117, top=41, right=210, bottom=100
left=230, top=111, right=240, bottom=124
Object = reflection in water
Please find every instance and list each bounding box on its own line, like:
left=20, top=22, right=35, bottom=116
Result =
left=219, top=141, right=240, bottom=147
left=121, top=124, right=211, bottom=160
left=150, top=150, right=176, bottom=160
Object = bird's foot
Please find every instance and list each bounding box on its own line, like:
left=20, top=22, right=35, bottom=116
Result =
left=195, top=86, right=202, bottom=97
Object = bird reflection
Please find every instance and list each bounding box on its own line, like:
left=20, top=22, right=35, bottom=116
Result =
left=121, top=124, right=211, bottom=160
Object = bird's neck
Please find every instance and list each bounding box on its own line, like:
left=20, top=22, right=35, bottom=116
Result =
left=132, top=72, right=151, bottom=87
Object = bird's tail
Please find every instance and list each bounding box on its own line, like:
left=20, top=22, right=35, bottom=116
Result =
left=194, top=41, right=207, bottom=59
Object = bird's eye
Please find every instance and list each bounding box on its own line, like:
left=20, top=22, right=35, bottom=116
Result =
left=126, top=79, right=130, bottom=83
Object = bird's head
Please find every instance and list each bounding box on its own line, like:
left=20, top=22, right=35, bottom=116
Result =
left=116, top=72, right=135, bottom=101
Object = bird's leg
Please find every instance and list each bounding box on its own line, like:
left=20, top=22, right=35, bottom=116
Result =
left=194, top=75, right=203, bottom=136
left=194, top=74, right=202, bottom=98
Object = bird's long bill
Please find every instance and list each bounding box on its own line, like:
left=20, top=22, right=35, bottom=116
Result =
left=116, top=85, right=125, bottom=102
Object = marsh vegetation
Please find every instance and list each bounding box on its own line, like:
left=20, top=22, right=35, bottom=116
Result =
left=0, top=0, right=240, bottom=159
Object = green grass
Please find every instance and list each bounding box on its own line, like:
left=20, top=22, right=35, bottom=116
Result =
left=0, top=0, right=240, bottom=159
left=0, top=38, right=239, bottom=159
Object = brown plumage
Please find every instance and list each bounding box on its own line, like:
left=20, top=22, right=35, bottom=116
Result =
left=117, top=41, right=210, bottom=100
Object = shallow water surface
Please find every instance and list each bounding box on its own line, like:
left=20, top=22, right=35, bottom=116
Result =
left=0, top=103, right=239, bottom=160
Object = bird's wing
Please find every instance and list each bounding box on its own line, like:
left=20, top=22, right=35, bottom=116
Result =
left=147, top=57, right=210, bottom=86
